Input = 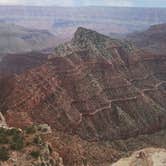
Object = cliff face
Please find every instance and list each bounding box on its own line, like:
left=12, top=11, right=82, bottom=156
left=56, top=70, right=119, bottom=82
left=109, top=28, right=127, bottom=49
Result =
left=0, top=52, right=48, bottom=74
left=1, top=27, right=166, bottom=142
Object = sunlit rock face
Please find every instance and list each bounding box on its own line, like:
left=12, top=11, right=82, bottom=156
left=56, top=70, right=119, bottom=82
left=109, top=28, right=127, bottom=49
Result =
left=1, top=27, right=165, bottom=141
left=112, top=148, right=166, bottom=166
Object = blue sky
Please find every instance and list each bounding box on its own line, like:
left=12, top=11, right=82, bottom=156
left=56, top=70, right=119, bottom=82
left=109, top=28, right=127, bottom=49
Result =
left=0, top=0, right=166, bottom=7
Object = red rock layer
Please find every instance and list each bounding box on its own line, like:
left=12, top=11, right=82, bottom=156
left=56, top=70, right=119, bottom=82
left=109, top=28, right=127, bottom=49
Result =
left=1, top=28, right=166, bottom=141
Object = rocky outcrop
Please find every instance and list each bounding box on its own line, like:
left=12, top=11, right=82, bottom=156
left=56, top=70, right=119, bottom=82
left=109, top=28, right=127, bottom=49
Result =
left=0, top=112, right=7, bottom=128
left=1, top=27, right=165, bottom=142
left=0, top=125, right=64, bottom=166
left=112, top=148, right=166, bottom=166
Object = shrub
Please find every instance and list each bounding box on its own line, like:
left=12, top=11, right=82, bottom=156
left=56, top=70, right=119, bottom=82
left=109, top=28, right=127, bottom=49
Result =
left=7, top=128, right=20, bottom=136
left=33, top=136, right=42, bottom=145
left=30, top=151, right=40, bottom=158
left=0, top=128, right=9, bottom=144
left=0, top=147, right=9, bottom=161
left=25, top=126, right=36, bottom=134
left=10, top=135, right=24, bottom=150
left=0, top=134, right=9, bottom=144
left=0, top=128, right=6, bottom=134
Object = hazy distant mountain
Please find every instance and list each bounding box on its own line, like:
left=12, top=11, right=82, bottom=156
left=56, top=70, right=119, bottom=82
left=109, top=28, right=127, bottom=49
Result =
left=0, top=23, right=58, bottom=55
left=127, top=23, right=166, bottom=53
left=0, top=6, right=166, bottom=40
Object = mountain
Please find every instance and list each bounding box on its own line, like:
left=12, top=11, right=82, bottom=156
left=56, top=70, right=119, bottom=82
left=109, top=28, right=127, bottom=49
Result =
left=1, top=27, right=165, bottom=137
left=127, top=23, right=166, bottom=53
left=0, top=27, right=166, bottom=165
left=0, top=6, right=166, bottom=40
left=0, top=23, right=58, bottom=54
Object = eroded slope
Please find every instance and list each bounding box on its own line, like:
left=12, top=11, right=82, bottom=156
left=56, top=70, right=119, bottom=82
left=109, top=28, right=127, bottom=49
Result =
left=1, top=27, right=165, bottom=142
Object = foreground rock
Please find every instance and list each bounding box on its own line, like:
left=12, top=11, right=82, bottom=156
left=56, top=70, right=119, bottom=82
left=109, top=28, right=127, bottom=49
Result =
left=0, top=112, right=8, bottom=128
left=112, top=148, right=166, bottom=166
left=0, top=125, right=63, bottom=166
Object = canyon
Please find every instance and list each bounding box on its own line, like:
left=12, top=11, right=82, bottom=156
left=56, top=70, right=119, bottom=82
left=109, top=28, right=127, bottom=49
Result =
left=2, top=27, right=166, bottom=138
left=0, top=26, right=165, bottom=165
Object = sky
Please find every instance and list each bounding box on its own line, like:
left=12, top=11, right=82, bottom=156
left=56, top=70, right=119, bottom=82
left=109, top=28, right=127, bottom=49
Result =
left=0, top=0, right=166, bottom=8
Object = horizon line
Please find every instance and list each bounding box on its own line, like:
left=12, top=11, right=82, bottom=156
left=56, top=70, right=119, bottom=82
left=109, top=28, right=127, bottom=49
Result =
left=0, top=4, right=165, bottom=9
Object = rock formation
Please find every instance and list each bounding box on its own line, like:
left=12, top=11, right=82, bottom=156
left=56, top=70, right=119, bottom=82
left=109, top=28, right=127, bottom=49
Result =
left=112, top=148, right=166, bottom=166
left=0, top=112, right=7, bottom=128
left=0, top=125, right=64, bottom=166
left=0, top=27, right=165, bottom=141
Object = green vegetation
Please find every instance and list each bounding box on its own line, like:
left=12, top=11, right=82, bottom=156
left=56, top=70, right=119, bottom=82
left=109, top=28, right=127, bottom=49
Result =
left=7, top=128, right=21, bottom=136
left=25, top=125, right=36, bottom=134
left=33, top=135, right=42, bottom=145
left=30, top=151, right=40, bottom=159
left=0, top=147, right=9, bottom=161
left=0, top=127, right=24, bottom=151
left=0, top=128, right=9, bottom=144
left=0, top=135, right=8, bottom=144
left=0, top=125, right=48, bottom=163
left=10, top=134, right=24, bottom=150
